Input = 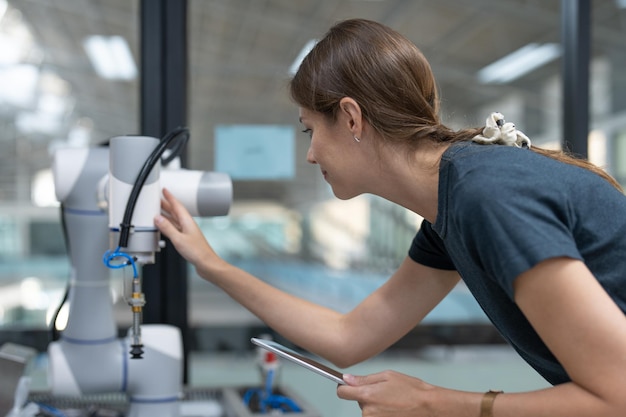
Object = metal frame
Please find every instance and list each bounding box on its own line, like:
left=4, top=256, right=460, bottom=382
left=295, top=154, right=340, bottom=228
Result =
left=561, top=0, right=591, bottom=158
left=139, top=0, right=190, bottom=382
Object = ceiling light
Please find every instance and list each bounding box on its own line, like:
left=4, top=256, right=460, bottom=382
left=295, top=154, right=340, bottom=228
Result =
left=83, top=35, right=137, bottom=81
left=0, top=64, right=39, bottom=107
left=289, top=39, right=317, bottom=75
left=477, top=43, right=561, bottom=84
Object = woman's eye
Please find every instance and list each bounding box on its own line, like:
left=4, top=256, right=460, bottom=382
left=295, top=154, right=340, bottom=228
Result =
left=301, top=128, right=312, bottom=138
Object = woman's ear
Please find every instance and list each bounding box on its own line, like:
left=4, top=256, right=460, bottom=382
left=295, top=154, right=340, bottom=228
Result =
left=339, top=97, right=363, bottom=137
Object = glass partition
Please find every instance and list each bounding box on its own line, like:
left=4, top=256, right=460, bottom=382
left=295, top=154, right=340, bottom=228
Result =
left=186, top=0, right=626, bottom=350
left=0, top=0, right=139, bottom=336
left=1, top=0, right=625, bottom=353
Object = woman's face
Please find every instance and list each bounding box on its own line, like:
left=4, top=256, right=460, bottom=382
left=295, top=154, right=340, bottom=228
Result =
left=298, top=107, right=365, bottom=200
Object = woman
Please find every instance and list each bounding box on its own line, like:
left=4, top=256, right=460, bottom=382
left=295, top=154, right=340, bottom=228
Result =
left=155, top=19, right=626, bottom=417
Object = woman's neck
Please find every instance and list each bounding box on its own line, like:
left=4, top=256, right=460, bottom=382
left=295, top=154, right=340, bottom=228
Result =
left=368, top=141, right=449, bottom=224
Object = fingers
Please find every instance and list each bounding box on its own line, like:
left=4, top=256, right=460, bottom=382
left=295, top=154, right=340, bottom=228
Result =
left=343, top=373, right=387, bottom=386
left=161, top=188, right=181, bottom=215
left=337, top=372, right=388, bottom=402
left=159, top=188, right=190, bottom=226
left=162, top=187, right=176, bottom=203
left=154, top=212, right=179, bottom=238
left=156, top=188, right=186, bottom=236
left=155, top=188, right=217, bottom=269
left=160, top=197, right=174, bottom=216
left=158, top=205, right=180, bottom=229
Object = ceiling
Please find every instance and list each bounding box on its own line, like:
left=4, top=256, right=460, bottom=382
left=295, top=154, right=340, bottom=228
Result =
left=1, top=0, right=625, bottom=210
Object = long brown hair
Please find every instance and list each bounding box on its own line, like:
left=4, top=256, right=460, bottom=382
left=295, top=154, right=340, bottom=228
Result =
left=289, top=18, right=622, bottom=192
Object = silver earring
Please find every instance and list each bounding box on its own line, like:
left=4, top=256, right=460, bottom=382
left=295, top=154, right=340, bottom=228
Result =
left=353, top=136, right=361, bottom=143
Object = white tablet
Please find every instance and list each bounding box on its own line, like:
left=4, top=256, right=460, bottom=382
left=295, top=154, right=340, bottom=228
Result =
left=251, top=337, right=346, bottom=385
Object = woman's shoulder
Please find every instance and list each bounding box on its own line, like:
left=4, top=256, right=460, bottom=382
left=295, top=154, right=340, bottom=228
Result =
left=442, top=142, right=547, bottom=192
left=441, top=141, right=624, bottom=216
left=442, top=141, right=596, bottom=187
left=443, top=141, right=542, bottom=168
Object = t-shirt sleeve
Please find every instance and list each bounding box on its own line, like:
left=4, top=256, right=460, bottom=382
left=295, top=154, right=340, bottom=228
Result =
left=408, top=219, right=456, bottom=270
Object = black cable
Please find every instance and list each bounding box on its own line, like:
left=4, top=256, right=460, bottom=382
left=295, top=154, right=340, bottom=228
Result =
left=160, top=129, right=189, bottom=166
left=117, top=126, right=189, bottom=248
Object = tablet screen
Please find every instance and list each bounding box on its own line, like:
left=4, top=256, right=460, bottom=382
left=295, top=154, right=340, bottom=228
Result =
left=251, top=338, right=345, bottom=385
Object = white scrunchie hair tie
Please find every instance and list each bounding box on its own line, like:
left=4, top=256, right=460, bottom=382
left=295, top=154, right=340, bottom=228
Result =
left=472, top=112, right=531, bottom=149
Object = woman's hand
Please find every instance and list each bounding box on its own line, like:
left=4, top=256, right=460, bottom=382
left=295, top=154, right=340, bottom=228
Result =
left=337, top=371, right=440, bottom=417
left=154, top=188, right=225, bottom=278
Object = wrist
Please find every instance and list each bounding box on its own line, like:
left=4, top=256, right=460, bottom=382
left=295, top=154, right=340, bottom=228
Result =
left=196, top=257, right=230, bottom=282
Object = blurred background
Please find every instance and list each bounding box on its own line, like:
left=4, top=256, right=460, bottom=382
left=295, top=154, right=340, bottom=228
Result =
left=0, top=0, right=624, bottom=414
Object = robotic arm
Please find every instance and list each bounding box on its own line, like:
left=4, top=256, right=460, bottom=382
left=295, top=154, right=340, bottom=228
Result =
left=48, top=130, right=232, bottom=417
left=105, top=133, right=230, bottom=359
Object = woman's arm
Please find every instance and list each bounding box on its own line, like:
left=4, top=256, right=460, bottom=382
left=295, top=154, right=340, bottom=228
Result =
left=155, top=188, right=459, bottom=367
left=499, top=257, right=626, bottom=416
left=338, top=257, right=626, bottom=417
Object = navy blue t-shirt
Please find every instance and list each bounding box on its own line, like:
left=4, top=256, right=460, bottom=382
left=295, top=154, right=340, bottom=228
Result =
left=409, top=141, right=626, bottom=385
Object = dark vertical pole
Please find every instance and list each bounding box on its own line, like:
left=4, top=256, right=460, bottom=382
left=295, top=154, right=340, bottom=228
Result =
left=561, top=0, right=591, bottom=158
left=139, top=0, right=190, bottom=383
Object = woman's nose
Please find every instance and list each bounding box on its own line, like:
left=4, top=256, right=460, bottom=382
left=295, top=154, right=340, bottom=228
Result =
left=306, top=146, right=317, bottom=164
